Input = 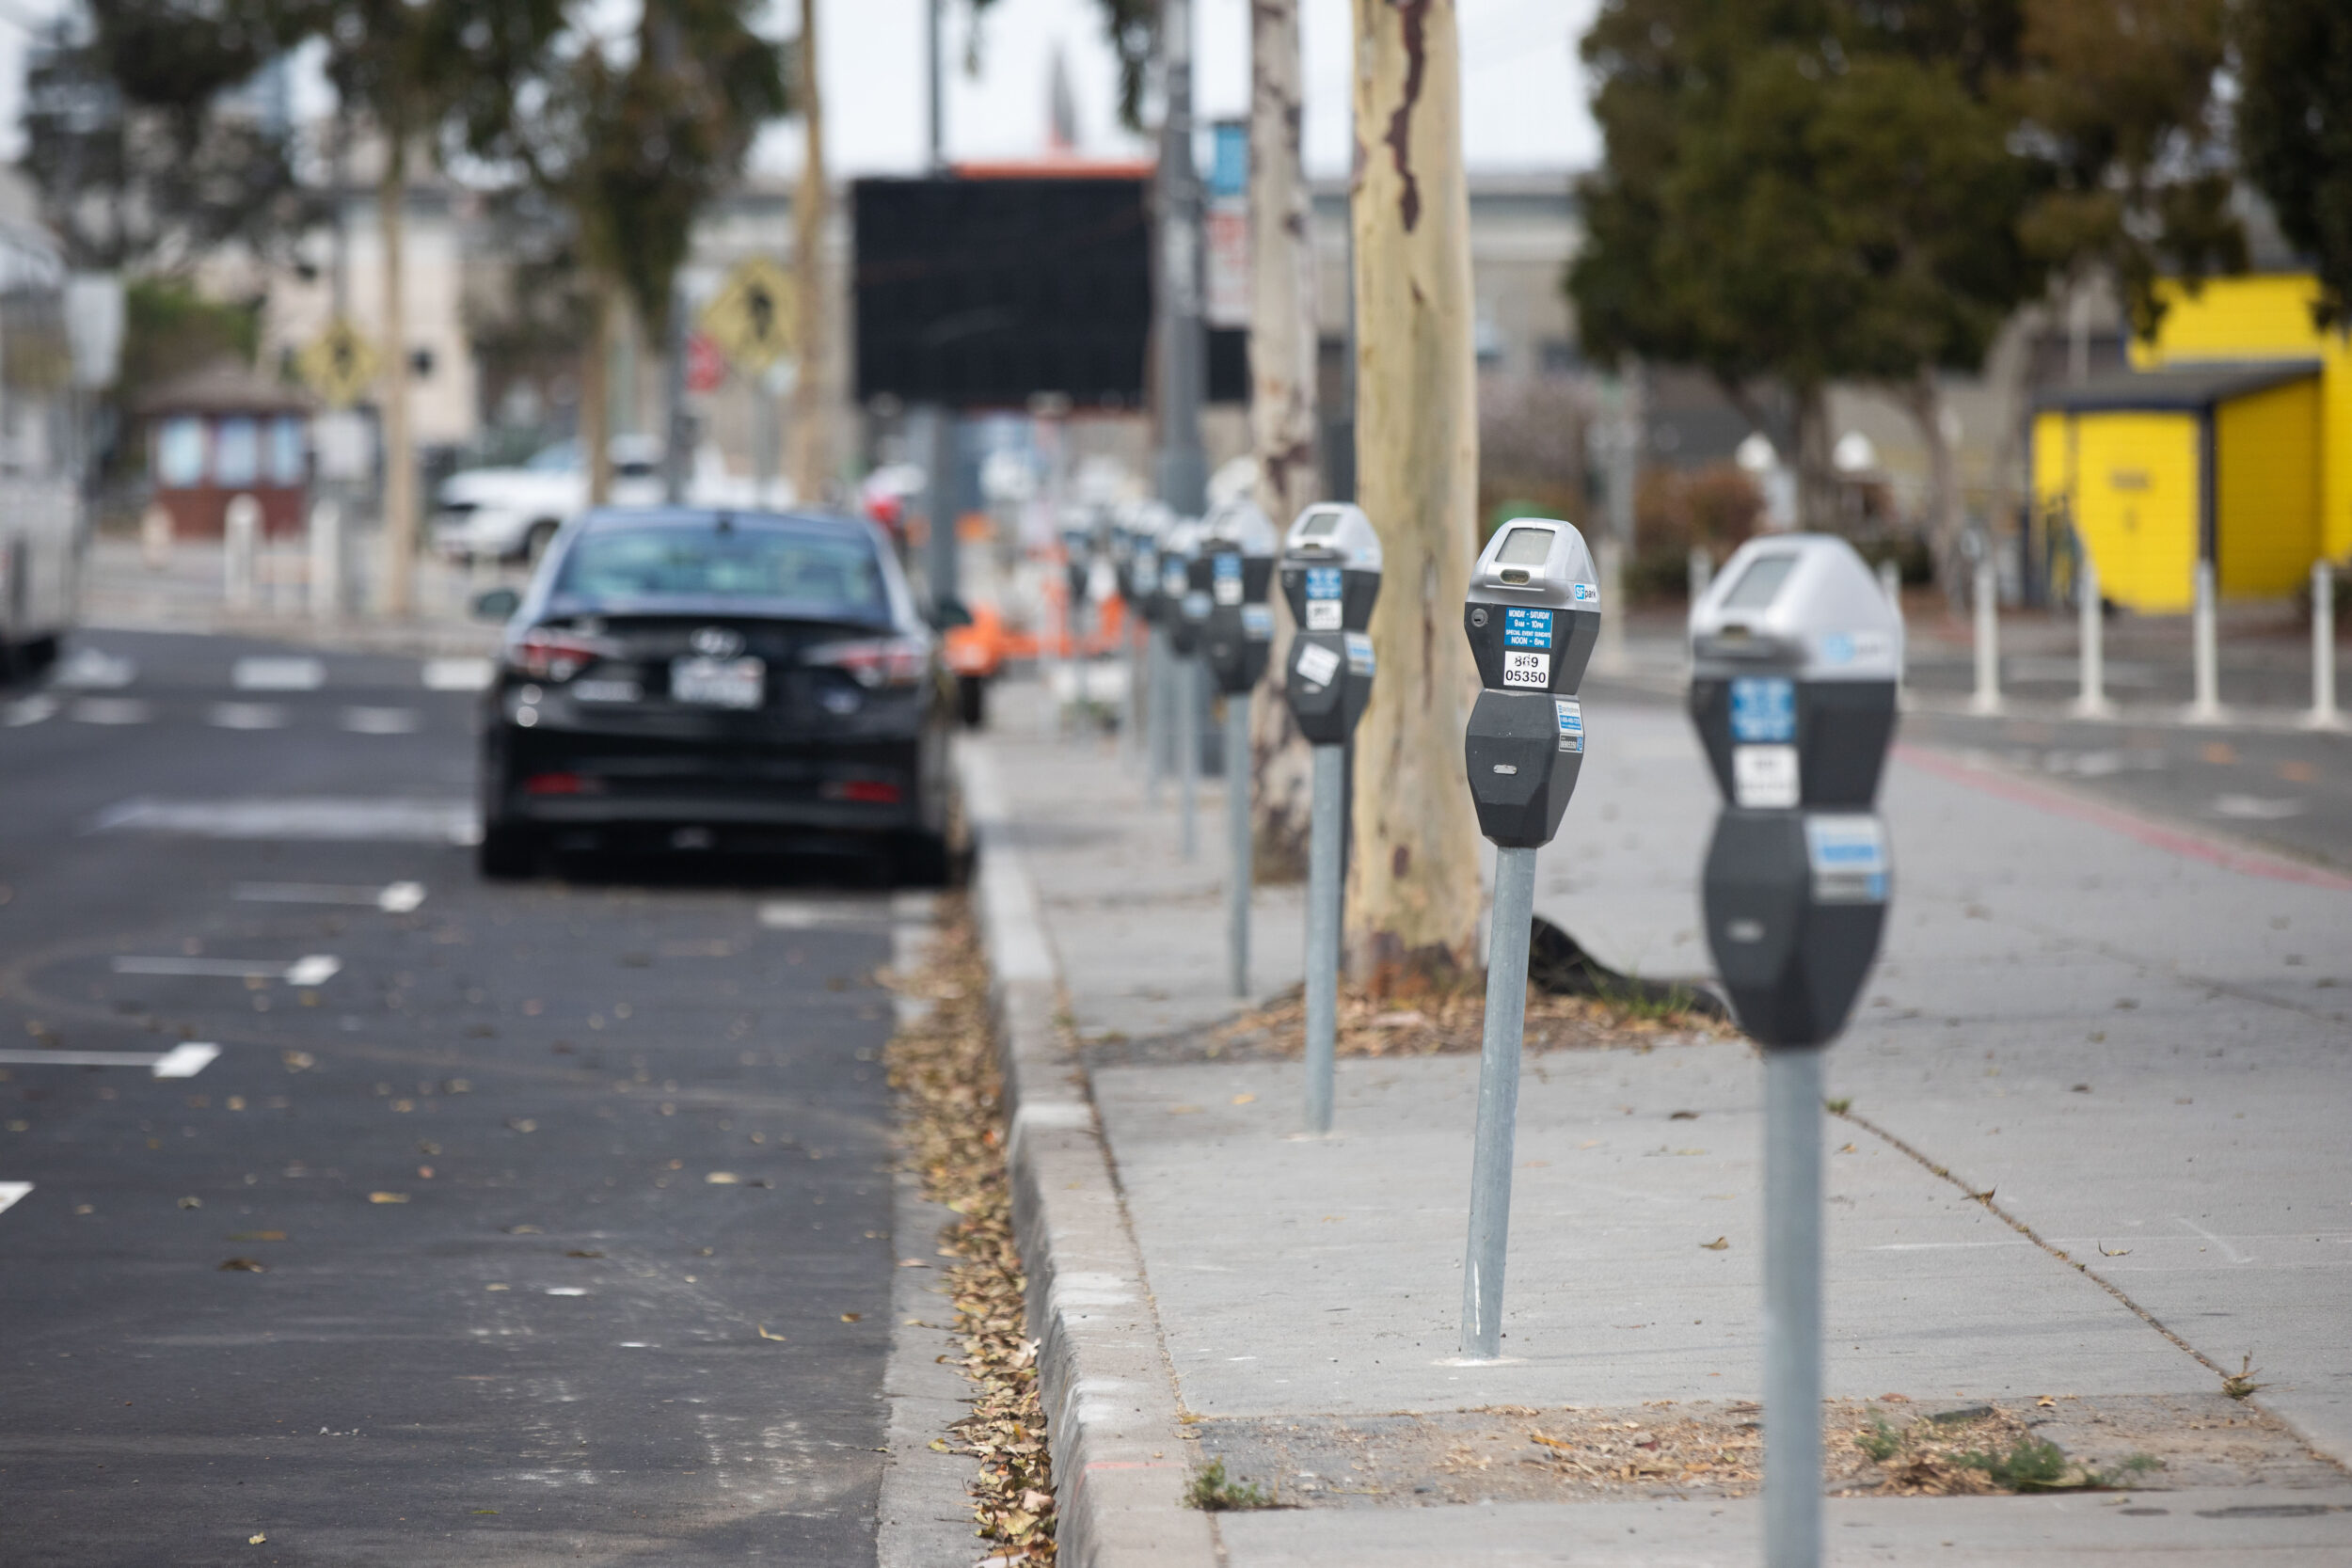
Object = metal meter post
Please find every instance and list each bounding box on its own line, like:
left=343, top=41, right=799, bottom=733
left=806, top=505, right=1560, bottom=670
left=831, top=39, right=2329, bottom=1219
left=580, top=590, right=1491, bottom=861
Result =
left=1162, top=518, right=1209, bottom=860
left=1131, top=508, right=1173, bottom=796
left=1688, top=535, right=1900, bottom=1568
left=1456, top=518, right=1602, bottom=1361
left=1278, top=503, right=1383, bottom=1132
left=1200, top=499, right=1279, bottom=996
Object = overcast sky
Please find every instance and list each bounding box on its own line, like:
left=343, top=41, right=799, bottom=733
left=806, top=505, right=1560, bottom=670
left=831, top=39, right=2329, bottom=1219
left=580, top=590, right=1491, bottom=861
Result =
left=0, top=0, right=1597, bottom=177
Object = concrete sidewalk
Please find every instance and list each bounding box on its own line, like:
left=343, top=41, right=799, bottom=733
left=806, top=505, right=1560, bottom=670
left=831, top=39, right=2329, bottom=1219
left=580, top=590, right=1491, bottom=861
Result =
left=966, top=675, right=2352, bottom=1565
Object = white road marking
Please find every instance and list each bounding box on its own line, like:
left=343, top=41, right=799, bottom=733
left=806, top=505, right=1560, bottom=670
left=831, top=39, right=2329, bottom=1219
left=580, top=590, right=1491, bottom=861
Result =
left=0, top=1043, right=217, bottom=1077
left=111, top=955, right=341, bottom=986
left=232, top=657, right=325, bottom=691
left=342, top=705, right=420, bottom=735
left=235, top=880, right=426, bottom=912
left=71, top=698, right=151, bottom=725
left=93, top=797, right=480, bottom=845
left=422, top=657, right=494, bottom=691
left=758, top=897, right=893, bottom=928
left=210, top=703, right=288, bottom=730
left=0, top=1182, right=29, bottom=1215
left=55, top=648, right=134, bottom=689
left=3, top=695, right=56, bottom=726
left=2211, top=794, right=2305, bottom=821
left=2173, top=1215, right=2253, bottom=1264
left=545, top=1287, right=588, bottom=1296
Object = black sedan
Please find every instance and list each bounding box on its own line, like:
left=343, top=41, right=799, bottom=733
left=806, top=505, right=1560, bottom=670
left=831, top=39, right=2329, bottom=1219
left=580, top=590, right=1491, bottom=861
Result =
left=471, top=507, right=966, bottom=882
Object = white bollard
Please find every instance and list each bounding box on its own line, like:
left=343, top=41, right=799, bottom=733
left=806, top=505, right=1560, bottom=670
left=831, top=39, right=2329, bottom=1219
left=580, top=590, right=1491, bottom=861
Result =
left=139, top=503, right=173, bottom=570
left=2072, top=555, right=2113, bottom=718
left=1595, top=535, right=1629, bottom=674
left=1688, top=546, right=1714, bottom=606
left=2188, top=558, right=2223, bottom=723
left=1968, top=557, right=2001, bottom=715
left=223, top=494, right=261, bottom=611
left=1877, top=559, right=1905, bottom=697
left=2309, top=559, right=2341, bottom=730
left=310, top=499, right=343, bottom=624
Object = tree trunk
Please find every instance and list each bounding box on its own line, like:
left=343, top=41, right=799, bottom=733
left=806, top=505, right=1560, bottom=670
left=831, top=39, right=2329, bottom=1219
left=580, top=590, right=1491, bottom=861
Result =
left=1791, top=382, right=1836, bottom=531
left=1900, top=368, right=1966, bottom=609
left=582, top=277, right=614, bottom=506
left=1246, top=0, right=1317, bottom=882
left=1343, top=0, right=1483, bottom=995
left=377, top=134, right=414, bottom=618
left=787, top=0, right=829, bottom=503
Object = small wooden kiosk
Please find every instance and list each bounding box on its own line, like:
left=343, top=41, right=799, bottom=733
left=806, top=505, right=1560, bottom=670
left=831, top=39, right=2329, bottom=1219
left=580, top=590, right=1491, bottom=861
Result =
left=140, top=362, right=312, bottom=539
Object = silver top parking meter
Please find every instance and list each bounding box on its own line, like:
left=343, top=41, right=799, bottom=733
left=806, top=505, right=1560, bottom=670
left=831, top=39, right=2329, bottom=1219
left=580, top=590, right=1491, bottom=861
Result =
left=1688, top=535, right=1899, bottom=1048
left=1279, top=503, right=1383, bottom=745
left=1462, top=517, right=1601, bottom=849
left=1129, top=504, right=1172, bottom=625
left=1199, top=499, right=1279, bottom=696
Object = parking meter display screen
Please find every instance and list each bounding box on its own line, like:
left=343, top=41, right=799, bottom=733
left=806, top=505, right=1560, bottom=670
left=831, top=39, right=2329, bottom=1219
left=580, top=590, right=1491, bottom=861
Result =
left=1721, top=554, right=1798, bottom=610
left=1496, top=527, right=1554, bottom=567
left=1298, top=511, right=1341, bottom=538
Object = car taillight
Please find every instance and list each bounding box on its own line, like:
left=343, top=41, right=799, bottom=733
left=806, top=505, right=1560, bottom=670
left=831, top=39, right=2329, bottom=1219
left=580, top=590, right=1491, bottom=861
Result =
left=805, top=636, right=926, bottom=689
left=822, top=778, right=903, bottom=804
left=509, top=628, right=607, bottom=682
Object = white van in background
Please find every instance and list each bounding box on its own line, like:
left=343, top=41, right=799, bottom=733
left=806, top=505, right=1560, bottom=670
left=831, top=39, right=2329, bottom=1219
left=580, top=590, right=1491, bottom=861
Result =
left=432, top=435, right=796, bottom=563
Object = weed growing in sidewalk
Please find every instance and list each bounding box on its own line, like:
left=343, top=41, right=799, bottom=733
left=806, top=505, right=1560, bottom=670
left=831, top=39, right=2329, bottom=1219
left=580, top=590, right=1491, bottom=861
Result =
left=1184, top=1458, right=1278, bottom=1512
left=885, top=899, right=1057, bottom=1563
left=2223, top=1354, right=2265, bottom=1400
left=1206, top=980, right=1725, bottom=1062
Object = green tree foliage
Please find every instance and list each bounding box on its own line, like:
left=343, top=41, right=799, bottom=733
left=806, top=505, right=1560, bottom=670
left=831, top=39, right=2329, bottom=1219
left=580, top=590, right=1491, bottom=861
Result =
left=2235, top=0, right=2352, bottom=326
left=119, top=275, right=262, bottom=389
left=19, top=3, right=319, bottom=271
left=2011, top=0, right=2244, bottom=336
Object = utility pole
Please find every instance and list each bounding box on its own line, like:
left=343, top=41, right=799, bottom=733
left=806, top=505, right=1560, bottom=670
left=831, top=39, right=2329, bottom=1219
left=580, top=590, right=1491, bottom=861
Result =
left=920, top=0, right=958, bottom=606
left=1155, top=0, right=1207, bottom=517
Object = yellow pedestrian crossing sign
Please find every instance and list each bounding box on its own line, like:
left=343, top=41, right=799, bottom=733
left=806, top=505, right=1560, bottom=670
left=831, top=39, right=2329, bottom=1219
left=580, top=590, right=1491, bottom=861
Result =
left=297, top=319, right=379, bottom=409
left=700, top=258, right=796, bottom=375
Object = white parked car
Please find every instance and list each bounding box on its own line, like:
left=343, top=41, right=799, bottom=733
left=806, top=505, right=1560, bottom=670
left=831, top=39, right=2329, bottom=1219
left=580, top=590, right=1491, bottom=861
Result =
left=433, top=436, right=794, bottom=563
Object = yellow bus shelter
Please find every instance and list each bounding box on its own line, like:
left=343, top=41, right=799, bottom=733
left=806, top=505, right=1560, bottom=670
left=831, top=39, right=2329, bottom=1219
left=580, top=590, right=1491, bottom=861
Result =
left=2031, top=360, right=2322, bottom=612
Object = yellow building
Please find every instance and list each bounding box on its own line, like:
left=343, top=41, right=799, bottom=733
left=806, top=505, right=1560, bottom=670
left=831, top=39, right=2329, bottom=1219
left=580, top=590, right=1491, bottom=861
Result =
left=2030, top=274, right=2346, bottom=611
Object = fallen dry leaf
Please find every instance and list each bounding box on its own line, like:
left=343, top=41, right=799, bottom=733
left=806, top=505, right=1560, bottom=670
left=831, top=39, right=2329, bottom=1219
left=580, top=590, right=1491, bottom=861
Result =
left=566, top=1249, right=604, bottom=1259
left=178, top=1196, right=202, bottom=1210
left=840, top=1312, right=862, bottom=1323
left=227, top=1230, right=286, bottom=1243
left=706, top=1172, right=742, bottom=1184
left=1231, top=1093, right=1256, bottom=1105
left=368, top=1192, right=409, bottom=1204
left=1700, top=1237, right=1730, bottom=1251
left=248, top=1533, right=266, bottom=1545
left=757, top=1324, right=787, bottom=1341
left=219, top=1257, right=267, bottom=1272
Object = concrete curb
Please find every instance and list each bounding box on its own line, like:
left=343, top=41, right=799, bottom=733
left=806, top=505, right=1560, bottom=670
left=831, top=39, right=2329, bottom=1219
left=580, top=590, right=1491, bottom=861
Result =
left=960, top=741, right=1217, bottom=1568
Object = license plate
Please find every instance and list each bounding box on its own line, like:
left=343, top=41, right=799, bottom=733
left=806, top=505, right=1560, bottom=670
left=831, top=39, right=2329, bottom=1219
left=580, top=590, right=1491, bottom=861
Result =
left=670, top=656, right=764, bottom=709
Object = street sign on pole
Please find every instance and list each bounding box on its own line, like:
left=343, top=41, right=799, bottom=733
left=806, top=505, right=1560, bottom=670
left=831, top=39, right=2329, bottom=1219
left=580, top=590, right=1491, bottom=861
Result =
left=700, top=258, right=796, bottom=376
left=297, top=319, right=379, bottom=410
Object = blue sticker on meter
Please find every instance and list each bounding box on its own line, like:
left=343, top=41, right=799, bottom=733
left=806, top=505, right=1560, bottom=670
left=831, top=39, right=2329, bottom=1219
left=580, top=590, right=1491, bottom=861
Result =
left=1729, top=676, right=1796, bottom=743
left=1553, top=697, right=1583, bottom=753
left=1805, top=815, right=1888, bottom=904
left=1304, top=567, right=1342, bottom=600
left=1502, top=607, right=1553, bottom=648
left=1213, top=552, right=1244, bottom=604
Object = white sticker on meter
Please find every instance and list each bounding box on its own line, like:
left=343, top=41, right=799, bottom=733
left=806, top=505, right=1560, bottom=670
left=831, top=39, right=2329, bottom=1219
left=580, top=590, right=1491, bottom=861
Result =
left=1305, top=599, right=1342, bottom=630
left=1805, top=814, right=1889, bottom=903
left=1732, top=744, right=1800, bottom=808
left=1294, top=641, right=1343, bottom=689
left=1502, top=649, right=1550, bottom=689
left=1553, top=698, right=1583, bottom=753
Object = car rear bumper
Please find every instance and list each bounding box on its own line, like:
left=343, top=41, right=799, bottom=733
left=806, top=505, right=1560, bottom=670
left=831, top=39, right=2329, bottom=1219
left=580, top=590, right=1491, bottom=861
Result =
left=487, top=723, right=930, bottom=834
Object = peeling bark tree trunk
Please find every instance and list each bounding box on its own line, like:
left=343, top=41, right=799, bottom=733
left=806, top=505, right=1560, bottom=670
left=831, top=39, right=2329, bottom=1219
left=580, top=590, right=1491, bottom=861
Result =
left=582, top=279, right=614, bottom=507
left=377, top=135, right=415, bottom=618
left=1246, top=0, right=1317, bottom=882
left=1899, top=369, right=1965, bottom=610
left=1343, top=0, right=1483, bottom=995
left=1791, top=382, right=1837, bottom=531
left=787, top=0, right=829, bottom=503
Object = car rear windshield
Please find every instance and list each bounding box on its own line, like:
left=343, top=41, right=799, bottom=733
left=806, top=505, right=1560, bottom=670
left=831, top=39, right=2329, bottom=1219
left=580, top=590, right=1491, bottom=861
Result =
left=555, top=524, right=887, bottom=614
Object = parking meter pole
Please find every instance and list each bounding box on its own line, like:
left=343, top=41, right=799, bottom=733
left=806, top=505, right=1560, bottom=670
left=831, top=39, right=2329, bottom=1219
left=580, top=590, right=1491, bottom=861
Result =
left=1180, top=658, right=1200, bottom=861
left=1460, top=844, right=1535, bottom=1360
left=310, top=499, right=342, bottom=624
left=1763, top=1046, right=1826, bottom=1568
left=1147, top=626, right=1169, bottom=800
left=1303, top=743, right=1343, bottom=1132
left=1226, top=690, right=1252, bottom=996
left=1969, top=557, right=2000, bottom=714
left=2311, top=561, right=2340, bottom=730
left=2191, top=559, right=2222, bottom=722
left=2074, top=556, right=2111, bottom=718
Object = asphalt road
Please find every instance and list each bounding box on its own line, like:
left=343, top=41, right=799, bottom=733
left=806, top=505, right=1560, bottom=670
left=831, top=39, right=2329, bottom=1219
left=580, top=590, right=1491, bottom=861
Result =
left=0, top=630, right=914, bottom=1566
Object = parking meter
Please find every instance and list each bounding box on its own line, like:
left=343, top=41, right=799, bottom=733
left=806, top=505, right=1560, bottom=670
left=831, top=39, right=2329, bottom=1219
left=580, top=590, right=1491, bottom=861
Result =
left=1461, top=517, right=1602, bottom=849
left=1685, top=532, right=1899, bottom=1568
left=1279, top=503, right=1383, bottom=748
left=1163, top=518, right=1208, bottom=658
left=1200, top=499, right=1279, bottom=697
left=1278, top=502, right=1385, bottom=1135
left=1455, top=516, right=1601, bottom=1363
left=1688, top=534, right=1899, bottom=1045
